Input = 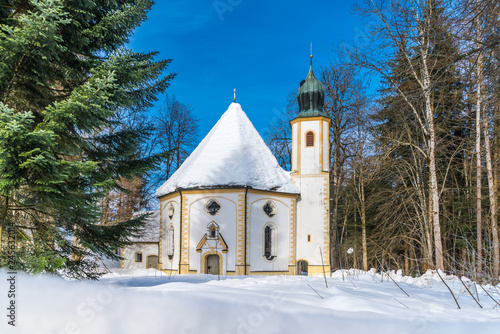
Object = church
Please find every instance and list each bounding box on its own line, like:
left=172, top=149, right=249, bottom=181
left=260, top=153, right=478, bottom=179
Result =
left=121, top=55, right=331, bottom=276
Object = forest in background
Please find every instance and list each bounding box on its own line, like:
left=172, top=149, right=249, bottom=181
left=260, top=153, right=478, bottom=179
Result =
left=268, top=0, right=500, bottom=284
left=2, top=0, right=500, bottom=283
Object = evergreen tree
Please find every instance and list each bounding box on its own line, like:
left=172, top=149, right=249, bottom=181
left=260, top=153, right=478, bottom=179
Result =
left=0, top=0, right=174, bottom=279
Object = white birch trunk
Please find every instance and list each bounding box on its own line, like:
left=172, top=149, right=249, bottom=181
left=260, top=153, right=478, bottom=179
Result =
left=482, top=111, right=500, bottom=283
left=475, top=6, right=483, bottom=280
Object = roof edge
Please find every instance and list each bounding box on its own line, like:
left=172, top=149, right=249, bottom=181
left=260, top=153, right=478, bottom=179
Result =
left=157, top=185, right=300, bottom=200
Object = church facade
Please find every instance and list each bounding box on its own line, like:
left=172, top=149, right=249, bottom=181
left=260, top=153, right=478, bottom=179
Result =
left=122, top=56, right=331, bottom=276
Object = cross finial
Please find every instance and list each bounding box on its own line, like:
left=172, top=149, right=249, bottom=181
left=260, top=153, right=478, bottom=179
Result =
left=310, top=42, right=313, bottom=58
left=233, top=88, right=236, bottom=102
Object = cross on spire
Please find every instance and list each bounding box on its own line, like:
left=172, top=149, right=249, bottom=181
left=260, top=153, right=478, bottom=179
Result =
left=233, top=88, right=236, bottom=102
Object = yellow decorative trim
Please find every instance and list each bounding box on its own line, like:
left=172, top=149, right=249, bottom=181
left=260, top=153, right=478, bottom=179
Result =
left=159, top=269, right=177, bottom=275
left=235, top=265, right=247, bottom=275
left=179, top=264, right=189, bottom=274
left=322, top=173, right=330, bottom=266
left=181, top=194, right=189, bottom=266
left=158, top=203, right=163, bottom=267
left=247, top=188, right=299, bottom=198
left=290, top=200, right=297, bottom=266
left=236, top=193, right=246, bottom=266
left=290, top=116, right=331, bottom=125
left=196, top=233, right=228, bottom=253
left=157, top=191, right=180, bottom=202
left=181, top=188, right=245, bottom=195
left=290, top=172, right=329, bottom=177
left=319, top=121, right=323, bottom=170
left=297, top=121, right=301, bottom=172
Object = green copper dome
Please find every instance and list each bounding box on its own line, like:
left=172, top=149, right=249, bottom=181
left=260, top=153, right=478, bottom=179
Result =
left=296, top=55, right=325, bottom=118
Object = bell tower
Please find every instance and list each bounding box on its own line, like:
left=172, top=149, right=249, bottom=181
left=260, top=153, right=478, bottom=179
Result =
left=291, top=54, right=331, bottom=275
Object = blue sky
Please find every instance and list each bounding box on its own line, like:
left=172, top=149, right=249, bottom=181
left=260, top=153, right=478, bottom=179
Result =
left=129, top=0, right=364, bottom=138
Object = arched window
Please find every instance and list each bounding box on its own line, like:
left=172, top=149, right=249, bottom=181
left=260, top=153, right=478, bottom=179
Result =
left=167, top=225, right=174, bottom=259
left=264, top=225, right=276, bottom=261
left=135, top=252, right=143, bottom=262
left=305, top=131, right=314, bottom=147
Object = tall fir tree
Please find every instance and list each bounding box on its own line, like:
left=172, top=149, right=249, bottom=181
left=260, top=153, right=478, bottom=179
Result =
left=0, top=0, right=174, bottom=279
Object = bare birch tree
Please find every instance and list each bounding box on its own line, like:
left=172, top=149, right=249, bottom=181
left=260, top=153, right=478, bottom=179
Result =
left=345, top=0, right=461, bottom=269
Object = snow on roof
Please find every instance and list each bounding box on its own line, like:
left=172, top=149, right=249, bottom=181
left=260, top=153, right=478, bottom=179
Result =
left=156, top=103, right=298, bottom=197
left=129, top=210, right=159, bottom=243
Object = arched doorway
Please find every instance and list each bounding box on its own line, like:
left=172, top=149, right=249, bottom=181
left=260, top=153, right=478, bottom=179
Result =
left=146, top=255, right=158, bottom=269
left=297, top=260, right=308, bottom=276
left=206, top=254, right=220, bottom=275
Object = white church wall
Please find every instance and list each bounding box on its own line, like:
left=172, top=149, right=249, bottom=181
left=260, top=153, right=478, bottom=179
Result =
left=322, top=121, right=329, bottom=170
left=298, top=120, right=321, bottom=174
left=122, top=243, right=158, bottom=270
left=248, top=194, right=291, bottom=272
left=187, top=193, right=238, bottom=273
left=159, top=197, right=180, bottom=271
left=294, top=175, right=327, bottom=266
left=292, top=122, right=298, bottom=171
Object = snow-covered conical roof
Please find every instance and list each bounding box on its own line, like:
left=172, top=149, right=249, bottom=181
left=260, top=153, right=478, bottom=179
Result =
left=156, top=103, right=298, bottom=197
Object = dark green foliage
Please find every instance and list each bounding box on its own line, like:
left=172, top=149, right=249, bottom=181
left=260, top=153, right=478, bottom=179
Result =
left=0, top=0, right=174, bottom=279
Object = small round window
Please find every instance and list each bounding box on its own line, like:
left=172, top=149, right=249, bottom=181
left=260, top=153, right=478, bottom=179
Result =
left=263, top=201, right=277, bottom=218
left=205, top=199, right=221, bottom=216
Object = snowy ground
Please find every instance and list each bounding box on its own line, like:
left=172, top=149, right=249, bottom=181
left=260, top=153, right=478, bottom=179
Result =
left=1, top=269, right=499, bottom=334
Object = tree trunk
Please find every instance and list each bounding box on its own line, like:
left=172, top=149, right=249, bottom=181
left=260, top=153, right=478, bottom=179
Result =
left=330, top=147, right=341, bottom=270
left=360, top=177, right=368, bottom=271
left=426, top=91, right=444, bottom=270
left=475, top=16, right=483, bottom=280
left=482, top=110, right=500, bottom=284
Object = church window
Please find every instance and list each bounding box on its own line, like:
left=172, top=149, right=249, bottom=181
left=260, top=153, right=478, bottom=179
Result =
left=305, top=131, right=314, bottom=147
left=264, top=225, right=275, bottom=261
left=135, top=252, right=143, bottom=262
left=167, top=225, right=174, bottom=259
left=207, top=221, right=219, bottom=239
left=167, top=204, right=174, bottom=220
left=263, top=201, right=277, bottom=217
left=307, top=234, right=311, bottom=242
left=205, top=199, right=221, bottom=216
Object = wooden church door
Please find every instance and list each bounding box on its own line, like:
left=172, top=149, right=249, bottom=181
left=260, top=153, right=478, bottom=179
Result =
left=146, top=255, right=158, bottom=269
left=206, top=254, right=219, bottom=275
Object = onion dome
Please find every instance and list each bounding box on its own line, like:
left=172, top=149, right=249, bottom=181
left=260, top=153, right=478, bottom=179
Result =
left=296, top=55, right=325, bottom=117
